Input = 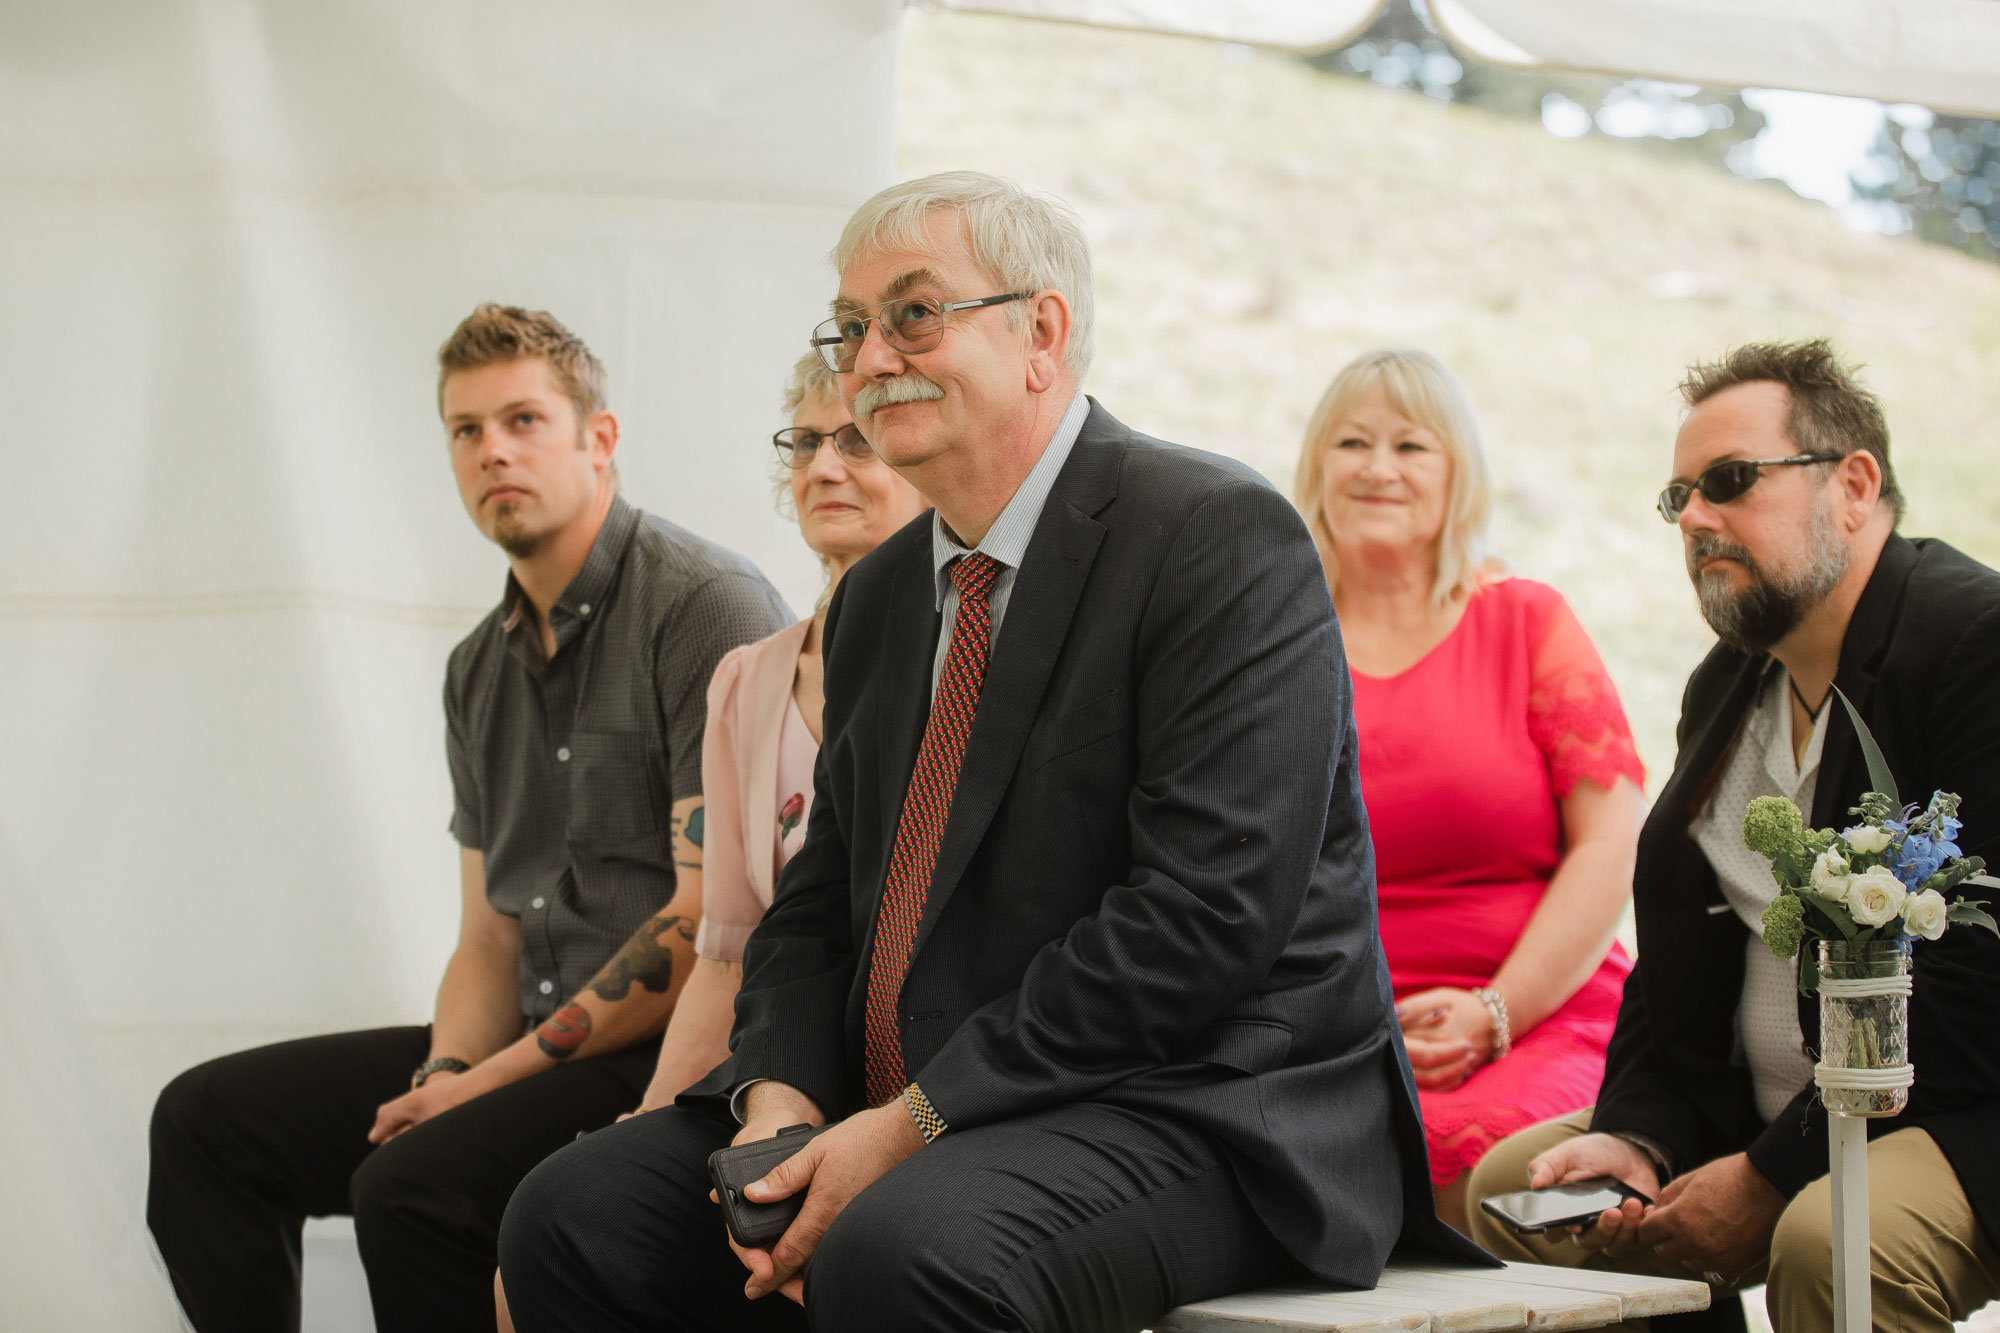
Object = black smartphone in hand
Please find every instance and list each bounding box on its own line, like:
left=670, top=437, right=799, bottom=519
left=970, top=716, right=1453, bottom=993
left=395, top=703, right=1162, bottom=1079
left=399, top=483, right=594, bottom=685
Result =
left=1477, top=1176, right=1652, bottom=1235
left=708, top=1123, right=832, bottom=1250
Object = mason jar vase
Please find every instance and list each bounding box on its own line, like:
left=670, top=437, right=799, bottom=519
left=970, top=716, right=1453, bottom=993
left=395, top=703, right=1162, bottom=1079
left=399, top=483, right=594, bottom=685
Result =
left=1815, top=937, right=1913, bottom=1118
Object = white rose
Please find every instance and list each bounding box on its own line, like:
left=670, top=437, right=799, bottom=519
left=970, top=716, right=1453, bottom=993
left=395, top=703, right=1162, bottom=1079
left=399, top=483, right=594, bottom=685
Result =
left=1846, top=825, right=1894, bottom=856
left=1848, top=867, right=1908, bottom=927
left=1901, top=888, right=1949, bottom=941
left=1811, top=850, right=1852, bottom=903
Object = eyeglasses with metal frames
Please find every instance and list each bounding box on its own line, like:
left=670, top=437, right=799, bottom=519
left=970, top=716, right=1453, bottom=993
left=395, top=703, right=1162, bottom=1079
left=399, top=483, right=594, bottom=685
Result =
left=1656, top=454, right=1842, bottom=523
left=810, top=293, right=1032, bottom=374
left=773, top=423, right=877, bottom=469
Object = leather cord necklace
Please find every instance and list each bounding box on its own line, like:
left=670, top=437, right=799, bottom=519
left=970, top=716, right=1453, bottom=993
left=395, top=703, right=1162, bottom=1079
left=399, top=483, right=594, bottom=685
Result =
left=1789, top=674, right=1829, bottom=719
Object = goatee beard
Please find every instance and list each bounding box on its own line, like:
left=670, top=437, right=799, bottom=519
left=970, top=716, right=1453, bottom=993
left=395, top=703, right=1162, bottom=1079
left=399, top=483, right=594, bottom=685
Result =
left=490, top=503, right=543, bottom=560
left=1688, top=501, right=1847, bottom=653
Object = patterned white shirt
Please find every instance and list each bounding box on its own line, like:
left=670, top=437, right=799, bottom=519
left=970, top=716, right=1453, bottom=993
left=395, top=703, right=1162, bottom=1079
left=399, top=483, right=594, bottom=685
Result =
left=928, top=391, right=1089, bottom=694
left=1688, top=667, right=1827, bottom=1123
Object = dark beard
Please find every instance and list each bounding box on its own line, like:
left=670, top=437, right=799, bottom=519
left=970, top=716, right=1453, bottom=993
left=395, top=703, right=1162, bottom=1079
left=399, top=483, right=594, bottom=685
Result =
left=1688, top=504, right=1847, bottom=653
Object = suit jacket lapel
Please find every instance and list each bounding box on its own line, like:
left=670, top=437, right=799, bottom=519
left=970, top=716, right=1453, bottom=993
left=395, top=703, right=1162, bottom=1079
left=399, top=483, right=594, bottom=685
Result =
left=873, top=543, right=942, bottom=909
left=1812, top=533, right=1918, bottom=828
left=1653, top=655, right=1768, bottom=856
left=910, top=407, right=1124, bottom=955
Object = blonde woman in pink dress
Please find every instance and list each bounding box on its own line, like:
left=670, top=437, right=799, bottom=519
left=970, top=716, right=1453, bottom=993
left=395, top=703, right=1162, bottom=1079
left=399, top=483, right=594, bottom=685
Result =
left=1293, top=350, right=1645, bottom=1234
left=632, top=352, right=930, bottom=1110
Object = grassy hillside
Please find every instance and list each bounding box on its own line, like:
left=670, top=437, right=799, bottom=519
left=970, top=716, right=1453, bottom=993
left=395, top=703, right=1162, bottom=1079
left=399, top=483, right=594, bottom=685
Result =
left=898, top=11, right=2000, bottom=789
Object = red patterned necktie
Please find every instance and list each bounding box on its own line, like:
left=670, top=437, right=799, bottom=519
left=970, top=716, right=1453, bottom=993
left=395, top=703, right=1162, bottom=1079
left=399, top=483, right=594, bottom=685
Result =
left=862, top=551, right=1004, bottom=1106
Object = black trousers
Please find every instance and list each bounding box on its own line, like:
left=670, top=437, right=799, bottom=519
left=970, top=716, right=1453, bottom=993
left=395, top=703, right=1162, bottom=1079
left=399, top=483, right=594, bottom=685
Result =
left=497, top=1099, right=1303, bottom=1333
left=146, top=1024, right=656, bottom=1333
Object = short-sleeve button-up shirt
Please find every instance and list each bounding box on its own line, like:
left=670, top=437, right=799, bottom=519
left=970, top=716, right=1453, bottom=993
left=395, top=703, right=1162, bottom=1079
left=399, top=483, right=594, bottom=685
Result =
left=444, top=495, right=792, bottom=1021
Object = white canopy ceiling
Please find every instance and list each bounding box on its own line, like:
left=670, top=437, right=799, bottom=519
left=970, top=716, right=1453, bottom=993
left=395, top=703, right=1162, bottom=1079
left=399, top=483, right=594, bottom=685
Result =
left=932, top=0, right=2000, bottom=116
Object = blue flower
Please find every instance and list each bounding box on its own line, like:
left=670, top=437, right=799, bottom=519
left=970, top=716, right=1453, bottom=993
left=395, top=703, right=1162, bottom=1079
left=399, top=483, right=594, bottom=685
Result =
left=1935, top=813, right=1963, bottom=856
left=1892, top=831, right=1950, bottom=890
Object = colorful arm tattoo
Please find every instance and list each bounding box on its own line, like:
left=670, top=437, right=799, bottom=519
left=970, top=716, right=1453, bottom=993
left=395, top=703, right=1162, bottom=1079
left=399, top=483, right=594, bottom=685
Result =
left=535, top=1003, right=593, bottom=1060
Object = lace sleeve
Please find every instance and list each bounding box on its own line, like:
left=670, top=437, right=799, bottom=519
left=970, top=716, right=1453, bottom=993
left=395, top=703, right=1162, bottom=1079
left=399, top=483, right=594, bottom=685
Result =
left=1525, top=589, right=1646, bottom=798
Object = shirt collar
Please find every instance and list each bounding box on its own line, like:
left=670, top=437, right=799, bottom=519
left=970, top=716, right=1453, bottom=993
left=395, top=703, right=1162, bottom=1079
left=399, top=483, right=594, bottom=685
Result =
left=1751, top=666, right=1828, bottom=797
left=930, top=391, right=1088, bottom=610
left=501, top=492, right=640, bottom=654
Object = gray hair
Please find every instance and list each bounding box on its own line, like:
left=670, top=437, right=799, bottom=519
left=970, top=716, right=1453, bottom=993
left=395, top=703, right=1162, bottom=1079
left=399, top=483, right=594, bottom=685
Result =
left=832, top=171, right=1095, bottom=381
left=782, top=349, right=839, bottom=417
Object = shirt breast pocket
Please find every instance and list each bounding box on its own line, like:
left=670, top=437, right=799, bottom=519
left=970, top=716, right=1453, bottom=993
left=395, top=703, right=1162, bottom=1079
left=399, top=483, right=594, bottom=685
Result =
left=566, top=730, right=663, bottom=854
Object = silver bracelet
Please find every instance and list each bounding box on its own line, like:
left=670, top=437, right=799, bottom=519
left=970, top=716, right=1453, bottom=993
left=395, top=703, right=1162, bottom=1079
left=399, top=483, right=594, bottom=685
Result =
left=1472, top=986, right=1512, bottom=1060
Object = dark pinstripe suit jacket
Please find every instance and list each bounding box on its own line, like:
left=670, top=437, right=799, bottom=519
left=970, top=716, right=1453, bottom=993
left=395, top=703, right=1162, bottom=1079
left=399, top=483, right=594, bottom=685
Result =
left=688, top=401, right=1488, bottom=1282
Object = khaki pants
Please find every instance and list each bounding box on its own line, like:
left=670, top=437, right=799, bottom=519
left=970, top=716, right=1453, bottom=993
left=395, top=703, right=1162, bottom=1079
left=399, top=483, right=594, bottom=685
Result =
left=1465, top=1110, right=2000, bottom=1331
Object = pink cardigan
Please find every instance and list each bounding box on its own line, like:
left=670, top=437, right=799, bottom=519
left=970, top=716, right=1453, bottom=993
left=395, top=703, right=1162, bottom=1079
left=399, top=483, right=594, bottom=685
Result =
left=692, top=619, right=815, bottom=963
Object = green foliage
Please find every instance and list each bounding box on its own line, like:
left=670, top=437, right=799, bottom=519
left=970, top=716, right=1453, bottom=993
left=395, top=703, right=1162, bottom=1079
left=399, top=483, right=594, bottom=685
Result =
left=1835, top=689, right=1903, bottom=810
left=1922, top=855, right=1985, bottom=894
left=1761, top=892, right=1805, bottom=958
left=1802, top=892, right=1860, bottom=941
left=1948, top=901, right=2000, bottom=935
left=1744, top=796, right=1807, bottom=856
left=1852, top=113, right=2000, bottom=265
left=1849, top=791, right=1899, bottom=825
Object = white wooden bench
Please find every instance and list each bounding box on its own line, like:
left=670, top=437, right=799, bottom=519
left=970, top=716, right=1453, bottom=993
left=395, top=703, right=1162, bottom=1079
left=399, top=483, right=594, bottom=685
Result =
left=1161, top=1260, right=1711, bottom=1331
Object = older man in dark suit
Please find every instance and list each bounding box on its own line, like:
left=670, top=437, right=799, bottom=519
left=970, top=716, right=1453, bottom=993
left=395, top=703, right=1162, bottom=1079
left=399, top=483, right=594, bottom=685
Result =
left=497, top=171, right=1481, bottom=1331
left=1466, top=341, right=2000, bottom=1331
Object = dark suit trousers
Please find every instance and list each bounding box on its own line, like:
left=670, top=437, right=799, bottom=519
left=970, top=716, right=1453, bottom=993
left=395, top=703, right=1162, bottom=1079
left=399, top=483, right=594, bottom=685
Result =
left=146, top=1025, right=656, bottom=1333
left=498, top=1100, right=1303, bottom=1333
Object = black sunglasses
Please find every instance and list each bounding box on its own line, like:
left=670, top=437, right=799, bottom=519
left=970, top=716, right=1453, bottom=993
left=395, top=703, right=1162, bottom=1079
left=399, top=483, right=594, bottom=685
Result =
left=1656, top=454, right=1841, bottom=523
left=773, top=424, right=876, bottom=469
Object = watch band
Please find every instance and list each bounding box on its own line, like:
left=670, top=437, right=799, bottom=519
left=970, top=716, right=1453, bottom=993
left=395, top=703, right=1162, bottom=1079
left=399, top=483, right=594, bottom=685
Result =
left=903, top=1083, right=948, bottom=1144
left=411, top=1056, right=471, bottom=1089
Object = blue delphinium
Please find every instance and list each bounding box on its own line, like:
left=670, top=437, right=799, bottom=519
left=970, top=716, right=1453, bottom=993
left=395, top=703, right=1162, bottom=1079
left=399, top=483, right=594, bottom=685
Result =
left=1889, top=794, right=1964, bottom=891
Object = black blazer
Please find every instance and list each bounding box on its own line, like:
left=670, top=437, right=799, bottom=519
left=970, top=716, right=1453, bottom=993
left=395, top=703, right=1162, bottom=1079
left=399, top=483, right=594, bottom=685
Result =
left=1594, top=534, right=2000, bottom=1249
left=688, top=401, right=1484, bottom=1281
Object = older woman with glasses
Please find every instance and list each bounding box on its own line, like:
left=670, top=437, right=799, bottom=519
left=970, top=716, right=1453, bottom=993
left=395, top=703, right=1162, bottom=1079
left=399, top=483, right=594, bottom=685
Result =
left=1293, top=349, right=1645, bottom=1234
left=630, top=352, right=929, bottom=1112
left=496, top=352, right=928, bottom=1329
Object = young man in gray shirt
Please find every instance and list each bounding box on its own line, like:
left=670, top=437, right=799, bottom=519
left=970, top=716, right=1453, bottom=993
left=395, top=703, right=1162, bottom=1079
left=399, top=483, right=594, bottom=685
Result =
left=147, top=304, right=792, bottom=1333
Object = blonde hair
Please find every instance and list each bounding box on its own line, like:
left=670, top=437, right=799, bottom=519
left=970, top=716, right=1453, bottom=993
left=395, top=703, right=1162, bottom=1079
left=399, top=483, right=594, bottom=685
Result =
left=1292, top=349, right=1492, bottom=607
left=437, top=303, right=606, bottom=421
left=832, top=171, right=1094, bottom=380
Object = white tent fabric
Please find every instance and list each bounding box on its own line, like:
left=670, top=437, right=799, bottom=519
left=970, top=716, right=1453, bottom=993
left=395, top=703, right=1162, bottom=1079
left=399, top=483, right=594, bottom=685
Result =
left=0, top=2, right=896, bottom=1322
left=934, top=0, right=2000, bottom=115
left=1432, top=0, right=2000, bottom=119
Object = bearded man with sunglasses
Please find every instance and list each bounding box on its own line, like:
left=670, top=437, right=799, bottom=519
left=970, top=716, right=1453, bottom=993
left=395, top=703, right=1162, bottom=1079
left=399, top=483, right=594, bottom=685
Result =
left=498, top=171, right=1483, bottom=1331
left=1466, top=340, right=2000, bottom=1331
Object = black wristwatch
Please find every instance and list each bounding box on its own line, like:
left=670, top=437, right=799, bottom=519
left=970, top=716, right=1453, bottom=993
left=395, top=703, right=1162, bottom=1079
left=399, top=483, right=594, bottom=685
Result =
left=411, top=1056, right=471, bottom=1089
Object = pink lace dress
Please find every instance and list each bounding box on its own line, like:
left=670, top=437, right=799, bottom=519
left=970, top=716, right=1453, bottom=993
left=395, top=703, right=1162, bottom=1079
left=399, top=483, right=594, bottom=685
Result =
left=1351, top=577, right=1643, bottom=1187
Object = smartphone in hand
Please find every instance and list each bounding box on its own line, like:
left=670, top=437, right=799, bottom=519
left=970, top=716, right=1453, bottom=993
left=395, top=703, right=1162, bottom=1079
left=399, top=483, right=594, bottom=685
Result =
left=1478, top=1176, right=1651, bottom=1235
left=708, top=1123, right=832, bottom=1249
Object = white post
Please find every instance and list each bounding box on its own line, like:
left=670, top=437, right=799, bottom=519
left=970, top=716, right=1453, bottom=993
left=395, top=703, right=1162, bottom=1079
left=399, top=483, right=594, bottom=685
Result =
left=1828, top=1114, right=1871, bottom=1333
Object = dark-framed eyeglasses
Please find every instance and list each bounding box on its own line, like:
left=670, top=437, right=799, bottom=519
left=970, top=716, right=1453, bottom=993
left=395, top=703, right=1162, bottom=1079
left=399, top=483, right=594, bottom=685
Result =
left=773, top=424, right=877, bottom=469
left=1656, top=454, right=1842, bottom=523
left=810, top=293, right=1031, bottom=374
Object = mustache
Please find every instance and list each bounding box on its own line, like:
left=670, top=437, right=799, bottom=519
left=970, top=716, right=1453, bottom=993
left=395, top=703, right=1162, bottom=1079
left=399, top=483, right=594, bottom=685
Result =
left=852, top=372, right=943, bottom=424
left=1686, top=534, right=1760, bottom=580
